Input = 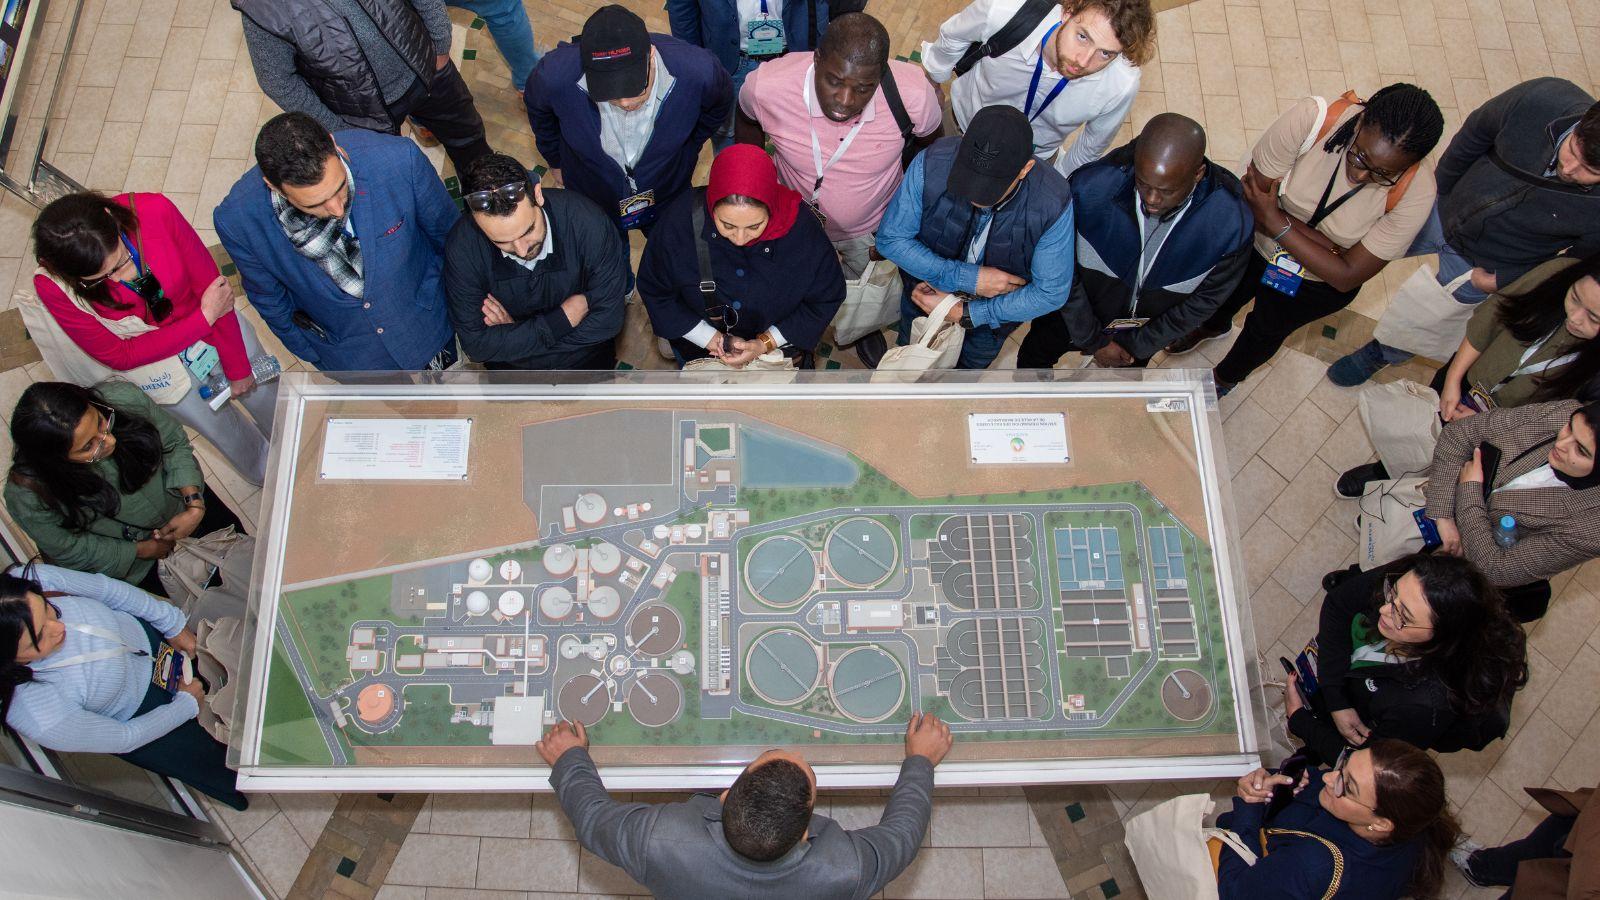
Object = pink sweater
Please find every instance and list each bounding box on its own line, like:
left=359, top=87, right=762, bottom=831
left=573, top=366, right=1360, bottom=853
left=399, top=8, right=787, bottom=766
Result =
left=33, top=193, right=250, bottom=381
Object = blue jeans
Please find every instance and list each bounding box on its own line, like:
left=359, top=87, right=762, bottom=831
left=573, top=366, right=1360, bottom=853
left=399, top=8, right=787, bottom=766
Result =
left=449, top=0, right=540, bottom=90
left=714, top=57, right=762, bottom=151
left=1373, top=201, right=1489, bottom=365
left=897, top=292, right=1015, bottom=370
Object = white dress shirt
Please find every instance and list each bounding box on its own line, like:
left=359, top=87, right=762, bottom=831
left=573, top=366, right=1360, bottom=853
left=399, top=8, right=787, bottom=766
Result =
left=581, top=49, right=677, bottom=190
left=920, top=0, right=1140, bottom=176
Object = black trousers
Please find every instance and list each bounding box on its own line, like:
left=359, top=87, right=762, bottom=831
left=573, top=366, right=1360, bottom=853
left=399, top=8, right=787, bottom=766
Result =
left=387, top=62, right=492, bottom=173
left=134, top=485, right=246, bottom=598
left=1015, top=310, right=1151, bottom=369
left=1207, top=251, right=1358, bottom=385
left=118, top=623, right=247, bottom=809
left=1470, top=810, right=1574, bottom=890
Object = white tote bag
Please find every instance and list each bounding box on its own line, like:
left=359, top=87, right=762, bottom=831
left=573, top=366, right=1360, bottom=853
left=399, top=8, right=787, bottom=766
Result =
left=1124, top=793, right=1256, bottom=900
left=680, top=349, right=800, bottom=384
left=1357, top=476, right=1431, bottom=569
left=871, top=293, right=965, bottom=381
left=831, top=259, right=903, bottom=346
left=1357, top=379, right=1442, bottom=479
left=17, top=269, right=193, bottom=404
left=1372, top=265, right=1476, bottom=362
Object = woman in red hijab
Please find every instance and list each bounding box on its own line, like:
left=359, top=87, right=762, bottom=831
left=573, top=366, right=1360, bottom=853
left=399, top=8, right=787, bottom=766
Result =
left=638, top=145, right=845, bottom=367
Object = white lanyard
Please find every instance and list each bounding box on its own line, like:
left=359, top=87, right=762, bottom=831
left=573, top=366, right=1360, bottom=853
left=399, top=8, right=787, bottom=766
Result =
left=802, top=65, right=869, bottom=203
left=1131, top=196, right=1189, bottom=303
left=31, top=622, right=151, bottom=672
left=1508, top=327, right=1581, bottom=380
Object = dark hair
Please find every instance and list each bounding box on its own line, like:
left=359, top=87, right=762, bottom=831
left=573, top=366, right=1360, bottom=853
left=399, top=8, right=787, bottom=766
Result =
left=1382, top=554, right=1528, bottom=716
left=1497, top=253, right=1600, bottom=402
left=0, top=565, right=46, bottom=733
left=1367, top=739, right=1459, bottom=899
left=32, top=192, right=141, bottom=310
left=721, top=758, right=813, bottom=862
left=255, top=112, right=337, bottom=188
left=816, top=12, right=891, bottom=76
left=461, top=153, right=533, bottom=217
left=1062, top=0, right=1156, bottom=66
left=1321, top=83, right=1444, bottom=164
left=713, top=193, right=769, bottom=214
left=1577, top=101, right=1600, bottom=171
left=8, top=382, right=165, bottom=532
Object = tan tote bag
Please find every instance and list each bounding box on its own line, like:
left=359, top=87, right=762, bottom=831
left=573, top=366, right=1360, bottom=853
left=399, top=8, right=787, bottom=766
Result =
left=1372, top=265, right=1476, bottom=362
left=1124, top=793, right=1257, bottom=900
left=871, top=293, right=965, bottom=381
left=1358, top=476, right=1431, bottom=569
left=831, top=259, right=904, bottom=346
left=681, top=349, right=800, bottom=384
left=19, top=269, right=193, bottom=404
left=1357, top=378, right=1442, bottom=479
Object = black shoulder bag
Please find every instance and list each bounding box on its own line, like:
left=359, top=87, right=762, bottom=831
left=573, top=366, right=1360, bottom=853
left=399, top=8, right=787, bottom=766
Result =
left=951, top=0, right=1059, bottom=78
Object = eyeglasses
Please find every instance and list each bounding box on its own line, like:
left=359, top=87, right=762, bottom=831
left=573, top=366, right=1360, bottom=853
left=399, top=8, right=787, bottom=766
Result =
left=1380, top=575, right=1432, bottom=633
left=1329, top=748, right=1379, bottom=811
left=463, top=181, right=530, bottom=213
left=79, top=248, right=136, bottom=289
left=1346, top=123, right=1404, bottom=187
left=706, top=303, right=740, bottom=332
left=86, top=401, right=116, bottom=462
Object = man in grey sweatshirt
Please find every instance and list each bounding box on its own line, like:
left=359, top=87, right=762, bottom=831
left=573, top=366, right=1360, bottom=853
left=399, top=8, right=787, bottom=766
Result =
left=236, top=0, right=491, bottom=171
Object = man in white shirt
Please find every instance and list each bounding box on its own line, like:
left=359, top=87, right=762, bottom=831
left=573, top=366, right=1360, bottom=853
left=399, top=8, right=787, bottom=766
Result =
left=921, top=0, right=1153, bottom=176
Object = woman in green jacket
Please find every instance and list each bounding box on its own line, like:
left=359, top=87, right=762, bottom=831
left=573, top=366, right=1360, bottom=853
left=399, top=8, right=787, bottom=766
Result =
left=4, top=380, right=243, bottom=595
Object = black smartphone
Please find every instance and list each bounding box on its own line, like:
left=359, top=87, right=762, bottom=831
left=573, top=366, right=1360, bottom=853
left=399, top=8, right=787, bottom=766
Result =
left=1278, top=656, right=1305, bottom=703
left=1267, top=749, right=1312, bottom=820
left=1477, top=440, right=1503, bottom=500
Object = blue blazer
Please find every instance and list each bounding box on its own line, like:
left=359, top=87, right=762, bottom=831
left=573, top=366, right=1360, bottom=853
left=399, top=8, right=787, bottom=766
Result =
left=213, top=129, right=459, bottom=371
left=524, top=35, right=733, bottom=231
left=665, top=0, right=829, bottom=75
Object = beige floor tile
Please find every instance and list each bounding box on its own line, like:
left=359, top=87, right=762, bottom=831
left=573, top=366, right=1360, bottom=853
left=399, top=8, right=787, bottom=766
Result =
left=578, top=847, right=648, bottom=895
left=124, top=155, right=173, bottom=192
left=1553, top=703, right=1600, bottom=791
left=1266, top=37, right=1313, bottom=100
left=1248, top=575, right=1308, bottom=648
left=1222, top=398, right=1281, bottom=476
left=1163, top=61, right=1204, bottom=120
left=1339, top=40, right=1384, bottom=96
left=429, top=793, right=535, bottom=839
left=182, top=56, right=235, bottom=125
left=1314, top=407, right=1377, bottom=476
left=1248, top=349, right=1326, bottom=420
left=883, top=847, right=984, bottom=899
left=211, top=90, right=266, bottom=160
left=1509, top=21, right=1556, bottom=78
left=1410, top=44, right=1460, bottom=110
left=1489, top=710, right=1577, bottom=800
left=928, top=795, right=1032, bottom=847
left=1258, top=401, right=1339, bottom=479
left=106, top=56, right=160, bottom=124
left=1265, top=456, right=1338, bottom=539
left=1573, top=0, right=1600, bottom=27
left=981, top=847, right=1069, bottom=899
left=1401, top=0, right=1445, bottom=44
left=241, top=812, right=311, bottom=898
left=475, top=837, right=581, bottom=892
left=1297, top=10, right=1345, bottom=70
left=128, top=0, right=178, bottom=59
left=388, top=833, right=481, bottom=888
left=1457, top=776, right=1527, bottom=846
left=1242, top=515, right=1298, bottom=594
left=152, top=26, right=205, bottom=92
left=1271, top=515, right=1356, bottom=602
left=78, top=24, right=133, bottom=88
left=1529, top=582, right=1600, bottom=668
left=1156, top=6, right=1198, bottom=64
left=1189, top=0, right=1230, bottom=32
left=58, top=86, right=114, bottom=155
left=1482, top=47, right=1524, bottom=93
left=1537, top=0, right=1582, bottom=52
left=1234, top=67, right=1282, bottom=131
left=211, top=790, right=280, bottom=842
left=1230, top=454, right=1289, bottom=534
left=133, top=89, right=189, bottom=158
left=164, top=124, right=218, bottom=193
left=1369, top=15, right=1415, bottom=74
left=273, top=791, right=338, bottom=846
left=528, top=794, right=578, bottom=841
left=1468, top=0, right=1515, bottom=47
left=1194, top=32, right=1240, bottom=96
left=200, top=0, right=245, bottom=62
left=1541, top=644, right=1600, bottom=741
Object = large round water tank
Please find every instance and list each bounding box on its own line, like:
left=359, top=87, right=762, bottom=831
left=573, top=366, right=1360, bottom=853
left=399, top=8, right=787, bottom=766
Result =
left=498, top=590, right=526, bottom=617
left=467, top=559, right=492, bottom=583
left=465, top=590, right=491, bottom=615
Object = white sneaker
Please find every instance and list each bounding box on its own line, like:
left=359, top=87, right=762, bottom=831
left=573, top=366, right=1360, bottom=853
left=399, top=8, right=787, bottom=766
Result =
left=1450, top=839, right=1488, bottom=887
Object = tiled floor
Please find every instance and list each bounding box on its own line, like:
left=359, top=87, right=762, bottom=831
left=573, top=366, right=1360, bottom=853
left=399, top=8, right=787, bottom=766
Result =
left=5, top=0, right=1600, bottom=895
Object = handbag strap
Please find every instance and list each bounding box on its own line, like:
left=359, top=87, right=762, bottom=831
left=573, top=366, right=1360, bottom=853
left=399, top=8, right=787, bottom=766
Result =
left=689, top=188, right=718, bottom=320
left=1263, top=828, right=1344, bottom=900
left=916, top=294, right=963, bottom=348
left=1490, top=145, right=1594, bottom=195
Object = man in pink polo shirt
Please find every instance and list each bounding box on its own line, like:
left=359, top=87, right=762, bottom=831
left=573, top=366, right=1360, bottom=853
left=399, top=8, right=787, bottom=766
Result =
left=735, top=13, right=941, bottom=281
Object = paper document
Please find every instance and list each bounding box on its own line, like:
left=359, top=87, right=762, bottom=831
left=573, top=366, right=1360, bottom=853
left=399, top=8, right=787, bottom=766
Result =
left=321, top=418, right=472, bottom=480
left=967, top=413, right=1069, bottom=464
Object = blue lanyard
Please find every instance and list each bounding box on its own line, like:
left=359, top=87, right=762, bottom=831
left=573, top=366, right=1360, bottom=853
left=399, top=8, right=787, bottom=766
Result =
left=1024, top=24, right=1069, bottom=121
left=118, top=233, right=146, bottom=285
left=759, top=0, right=769, bottom=13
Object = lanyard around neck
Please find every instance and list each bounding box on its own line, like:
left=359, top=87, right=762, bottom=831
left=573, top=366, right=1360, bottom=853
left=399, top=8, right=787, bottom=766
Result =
left=1025, top=24, right=1069, bottom=122
left=31, top=622, right=151, bottom=672
left=803, top=66, right=870, bottom=202
left=1307, top=160, right=1365, bottom=229
left=1500, top=326, right=1581, bottom=386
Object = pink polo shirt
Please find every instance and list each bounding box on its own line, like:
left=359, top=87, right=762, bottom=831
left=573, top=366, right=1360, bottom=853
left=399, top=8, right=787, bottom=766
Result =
left=739, top=53, right=941, bottom=241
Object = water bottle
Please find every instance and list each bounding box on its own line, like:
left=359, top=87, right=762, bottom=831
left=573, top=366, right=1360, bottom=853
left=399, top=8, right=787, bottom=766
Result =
left=1493, top=515, right=1518, bottom=548
left=250, top=352, right=282, bottom=385
left=197, top=366, right=228, bottom=401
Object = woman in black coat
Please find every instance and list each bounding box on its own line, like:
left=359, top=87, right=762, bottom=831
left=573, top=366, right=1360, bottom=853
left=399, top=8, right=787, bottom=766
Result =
left=637, top=144, right=845, bottom=367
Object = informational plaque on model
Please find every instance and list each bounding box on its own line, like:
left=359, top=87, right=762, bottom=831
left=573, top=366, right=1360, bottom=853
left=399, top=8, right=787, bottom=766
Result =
left=967, top=412, right=1070, bottom=464
left=320, top=418, right=472, bottom=480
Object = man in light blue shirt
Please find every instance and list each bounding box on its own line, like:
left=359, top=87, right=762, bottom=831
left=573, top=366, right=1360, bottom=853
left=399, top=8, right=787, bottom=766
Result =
left=876, top=105, right=1075, bottom=369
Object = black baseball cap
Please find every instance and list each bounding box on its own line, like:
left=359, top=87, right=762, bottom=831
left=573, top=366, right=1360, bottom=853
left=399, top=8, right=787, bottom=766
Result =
left=579, top=5, right=650, bottom=102
left=948, top=105, right=1035, bottom=207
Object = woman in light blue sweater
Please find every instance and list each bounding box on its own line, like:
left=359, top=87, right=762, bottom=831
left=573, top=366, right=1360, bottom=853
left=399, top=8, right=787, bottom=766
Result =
left=0, top=562, right=245, bottom=809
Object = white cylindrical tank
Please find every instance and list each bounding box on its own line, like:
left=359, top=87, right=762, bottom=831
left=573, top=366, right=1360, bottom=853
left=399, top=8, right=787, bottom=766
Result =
left=590, top=542, right=622, bottom=575
left=575, top=492, right=606, bottom=525
left=543, top=543, right=576, bottom=576
left=499, top=559, right=522, bottom=582
left=540, top=586, right=574, bottom=620
left=467, top=558, right=492, bottom=583
left=465, top=590, right=491, bottom=616
left=652, top=524, right=670, bottom=540
left=498, top=590, right=526, bottom=617
left=686, top=524, right=704, bottom=540
left=588, top=585, right=621, bottom=620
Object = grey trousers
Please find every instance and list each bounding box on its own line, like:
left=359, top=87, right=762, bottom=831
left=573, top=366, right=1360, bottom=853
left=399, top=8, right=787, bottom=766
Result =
left=161, top=318, right=278, bottom=486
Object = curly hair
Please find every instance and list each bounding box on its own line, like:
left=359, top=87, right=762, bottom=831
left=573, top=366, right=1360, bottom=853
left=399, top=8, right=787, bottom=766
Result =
left=1320, top=82, right=1445, bottom=164
left=1062, top=0, right=1156, bottom=66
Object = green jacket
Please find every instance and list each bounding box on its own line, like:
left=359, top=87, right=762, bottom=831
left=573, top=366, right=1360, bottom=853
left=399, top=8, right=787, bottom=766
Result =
left=4, top=381, right=206, bottom=584
left=1462, top=257, right=1586, bottom=409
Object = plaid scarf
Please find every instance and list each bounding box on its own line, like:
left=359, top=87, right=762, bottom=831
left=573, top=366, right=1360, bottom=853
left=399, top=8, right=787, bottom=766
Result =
left=270, top=178, right=364, bottom=299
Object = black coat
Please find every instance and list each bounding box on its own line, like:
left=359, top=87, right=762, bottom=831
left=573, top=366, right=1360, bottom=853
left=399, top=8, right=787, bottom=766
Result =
left=442, top=188, right=628, bottom=369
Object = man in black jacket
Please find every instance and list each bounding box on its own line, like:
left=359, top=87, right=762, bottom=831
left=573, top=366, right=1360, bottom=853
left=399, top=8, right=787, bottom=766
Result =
left=442, top=154, right=629, bottom=370
left=1330, top=78, right=1600, bottom=385
left=1016, top=114, right=1253, bottom=368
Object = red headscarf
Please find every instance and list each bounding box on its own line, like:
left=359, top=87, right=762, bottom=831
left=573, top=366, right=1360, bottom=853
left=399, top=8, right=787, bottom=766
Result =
left=704, top=144, right=803, bottom=243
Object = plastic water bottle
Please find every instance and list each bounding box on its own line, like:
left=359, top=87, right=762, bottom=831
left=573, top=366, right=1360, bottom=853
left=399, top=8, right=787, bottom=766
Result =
left=197, top=366, right=228, bottom=401
left=1494, top=515, right=1519, bottom=548
left=250, top=352, right=282, bottom=385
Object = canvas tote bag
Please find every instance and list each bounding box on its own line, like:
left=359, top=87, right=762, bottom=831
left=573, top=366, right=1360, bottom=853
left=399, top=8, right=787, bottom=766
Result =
left=681, top=349, right=800, bottom=384
left=1357, top=378, right=1442, bottom=479
left=831, top=259, right=904, bottom=346
left=871, top=293, right=965, bottom=381
left=1372, top=266, right=1476, bottom=362
left=1357, top=476, right=1431, bottom=569
left=1124, top=793, right=1257, bottom=900
left=18, top=269, right=193, bottom=404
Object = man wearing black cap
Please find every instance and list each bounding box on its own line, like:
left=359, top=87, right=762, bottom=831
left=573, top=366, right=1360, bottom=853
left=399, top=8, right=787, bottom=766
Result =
left=876, top=104, right=1076, bottom=369
left=525, top=5, right=732, bottom=241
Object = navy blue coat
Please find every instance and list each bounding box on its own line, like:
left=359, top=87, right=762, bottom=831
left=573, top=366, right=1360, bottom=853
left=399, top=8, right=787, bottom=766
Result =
left=213, top=129, right=458, bottom=371
left=665, top=0, right=829, bottom=75
left=1063, top=139, right=1255, bottom=360
left=525, top=35, right=733, bottom=231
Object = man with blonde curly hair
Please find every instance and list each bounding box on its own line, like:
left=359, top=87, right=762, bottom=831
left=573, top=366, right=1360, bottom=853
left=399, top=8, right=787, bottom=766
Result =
left=921, top=0, right=1154, bottom=176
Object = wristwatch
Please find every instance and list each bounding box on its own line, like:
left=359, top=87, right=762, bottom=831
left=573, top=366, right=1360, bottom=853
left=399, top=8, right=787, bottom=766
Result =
left=958, top=312, right=975, bottom=330
left=181, top=490, right=204, bottom=509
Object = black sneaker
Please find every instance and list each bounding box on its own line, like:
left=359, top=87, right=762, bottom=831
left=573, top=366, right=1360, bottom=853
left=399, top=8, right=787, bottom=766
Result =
left=1334, top=461, right=1390, bottom=498
left=854, top=331, right=888, bottom=369
left=1166, top=325, right=1231, bottom=355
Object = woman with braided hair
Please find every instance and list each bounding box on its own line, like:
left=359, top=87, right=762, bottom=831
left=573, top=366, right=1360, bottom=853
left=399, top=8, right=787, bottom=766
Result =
left=1164, top=83, right=1445, bottom=392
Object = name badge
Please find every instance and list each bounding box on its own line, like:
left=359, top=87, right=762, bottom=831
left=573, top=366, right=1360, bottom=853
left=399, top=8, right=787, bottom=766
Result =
left=1102, top=317, right=1149, bottom=334
left=618, top=189, right=657, bottom=229
left=743, top=16, right=786, bottom=56
left=1260, top=249, right=1304, bottom=297
left=151, top=643, right=186, bottom=695
left=1465, top=382, right=1498, bottom=413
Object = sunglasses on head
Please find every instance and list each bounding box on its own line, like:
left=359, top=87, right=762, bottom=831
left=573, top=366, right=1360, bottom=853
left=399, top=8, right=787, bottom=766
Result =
left=463, top=181, right=530, bottom=213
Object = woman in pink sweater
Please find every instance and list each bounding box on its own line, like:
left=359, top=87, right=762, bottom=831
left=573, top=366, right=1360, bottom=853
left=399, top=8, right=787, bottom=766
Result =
left=30, top=192, right=277, bottom=485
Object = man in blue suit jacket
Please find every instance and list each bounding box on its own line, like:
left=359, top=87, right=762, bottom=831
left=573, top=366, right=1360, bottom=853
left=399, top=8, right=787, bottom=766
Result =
left=525, top=6, right=732, bottom=237
left=214, top=113, right=459, bottom=372
left=666, top=0, right=829, bottom=145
